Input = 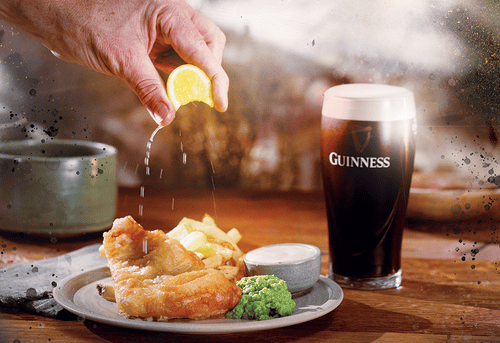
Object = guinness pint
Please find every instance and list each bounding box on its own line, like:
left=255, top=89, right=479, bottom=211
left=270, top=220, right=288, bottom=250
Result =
left=321, top=84, right=416, bottom=289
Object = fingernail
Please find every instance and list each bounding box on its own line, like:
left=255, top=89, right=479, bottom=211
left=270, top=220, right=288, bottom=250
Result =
left=148, top=102, right=175, bottom=126
left=216, top=98, right=228, bottom=113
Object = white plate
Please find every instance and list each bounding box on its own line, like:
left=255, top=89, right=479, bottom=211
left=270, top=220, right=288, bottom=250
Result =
left=53, top=266, right=343, bottom=334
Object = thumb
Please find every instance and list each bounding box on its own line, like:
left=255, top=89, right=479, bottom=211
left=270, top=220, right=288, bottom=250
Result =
left=122, top=54, right=176, bottom=127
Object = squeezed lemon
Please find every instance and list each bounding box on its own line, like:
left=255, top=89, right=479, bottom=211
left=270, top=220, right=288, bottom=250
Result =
left=166, top=64, right=214, bottom=110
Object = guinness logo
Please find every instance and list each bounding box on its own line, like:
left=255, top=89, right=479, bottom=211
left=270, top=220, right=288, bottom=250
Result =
left=349, top=124, right=372, bottom=153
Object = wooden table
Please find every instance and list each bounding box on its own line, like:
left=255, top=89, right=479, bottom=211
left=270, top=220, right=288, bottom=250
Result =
left=1, top=186, right=499, bottom=342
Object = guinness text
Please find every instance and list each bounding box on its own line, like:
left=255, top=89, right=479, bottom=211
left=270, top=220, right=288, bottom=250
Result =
left=328, top=152, right=390, bottom=168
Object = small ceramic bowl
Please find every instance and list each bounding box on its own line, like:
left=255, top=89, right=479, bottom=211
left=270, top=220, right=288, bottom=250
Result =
left=243, top=243, right=322, bottom=294
left=0, top=139, right=117, bottom=237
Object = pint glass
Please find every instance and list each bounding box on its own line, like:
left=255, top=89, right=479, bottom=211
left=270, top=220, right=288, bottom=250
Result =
left=321, top=84, right=416, bottom=289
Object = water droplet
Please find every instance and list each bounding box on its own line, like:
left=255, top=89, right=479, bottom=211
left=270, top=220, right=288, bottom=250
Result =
left=450, top=204, right=462, bottom=215
left=26, top=288, right=37, bottom=298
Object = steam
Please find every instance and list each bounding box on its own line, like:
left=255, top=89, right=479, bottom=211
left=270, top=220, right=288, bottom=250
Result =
left=201, top=0, right=470, bottom=75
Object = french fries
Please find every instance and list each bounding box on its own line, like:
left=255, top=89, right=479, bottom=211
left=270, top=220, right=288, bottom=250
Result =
left=96, top=282, right=116, bottom=303
left=167, top=214, right=244, bottom=266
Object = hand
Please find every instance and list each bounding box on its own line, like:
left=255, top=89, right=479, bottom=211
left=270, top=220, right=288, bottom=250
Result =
left=1, top=0, right=229, bottom=126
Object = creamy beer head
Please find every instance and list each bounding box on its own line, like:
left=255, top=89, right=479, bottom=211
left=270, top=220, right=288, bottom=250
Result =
left=322, top=84, right=416, bottom=121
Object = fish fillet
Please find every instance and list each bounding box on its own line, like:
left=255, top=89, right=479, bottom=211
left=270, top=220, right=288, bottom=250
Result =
left=100, top=216, right=242, bottom=320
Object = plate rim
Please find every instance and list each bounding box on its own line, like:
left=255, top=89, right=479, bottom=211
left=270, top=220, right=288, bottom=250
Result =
left=53, top=266, right=343, bottom=334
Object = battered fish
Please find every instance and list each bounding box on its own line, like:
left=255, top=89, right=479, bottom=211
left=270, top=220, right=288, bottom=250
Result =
left=100, top=216, right=242, bottom=320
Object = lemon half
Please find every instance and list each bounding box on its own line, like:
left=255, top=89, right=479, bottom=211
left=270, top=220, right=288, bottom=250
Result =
left=166, top=64, right=214, bottom=111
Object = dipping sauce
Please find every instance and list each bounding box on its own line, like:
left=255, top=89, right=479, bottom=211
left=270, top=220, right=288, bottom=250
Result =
left=244, top=243, right=320, bottom=265
left=243, top=243, right=322, bottom=293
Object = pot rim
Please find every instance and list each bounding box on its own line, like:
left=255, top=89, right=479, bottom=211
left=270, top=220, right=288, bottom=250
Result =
left=0, top=139, right=117, bottom=162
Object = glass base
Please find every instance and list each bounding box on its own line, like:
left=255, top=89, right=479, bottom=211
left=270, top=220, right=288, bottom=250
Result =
left=330, top=269, right=402, bottom=290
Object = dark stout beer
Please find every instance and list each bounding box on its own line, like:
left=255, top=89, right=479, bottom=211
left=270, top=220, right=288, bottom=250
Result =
left=321, top=84, right=416, bottom=289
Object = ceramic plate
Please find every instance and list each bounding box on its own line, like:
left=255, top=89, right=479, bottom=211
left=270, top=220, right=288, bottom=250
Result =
left=53, top=266, right=343, bottom=334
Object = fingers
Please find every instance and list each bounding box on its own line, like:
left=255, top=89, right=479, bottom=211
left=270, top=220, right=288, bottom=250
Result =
left=190, top=11, right=226, bottom=64
left=188, top=12, right=229, bottom=112
left=122, top=51, right=176, bottom=127
left=158, top=8, right=229, bottom=112
left=210, top=66, right=229, bottom=113
left=152, top=49, right=185, bottom=74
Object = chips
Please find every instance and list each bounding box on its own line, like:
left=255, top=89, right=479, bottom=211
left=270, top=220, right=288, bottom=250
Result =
left=167, top=214, right=244, bottom=269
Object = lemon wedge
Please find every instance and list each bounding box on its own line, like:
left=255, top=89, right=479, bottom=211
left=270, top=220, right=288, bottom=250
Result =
left=166, top=64, right=214, bottom=111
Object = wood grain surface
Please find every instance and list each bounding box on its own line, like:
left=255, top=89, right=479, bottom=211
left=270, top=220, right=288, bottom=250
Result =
left=1, top=187, right=499, bottom=342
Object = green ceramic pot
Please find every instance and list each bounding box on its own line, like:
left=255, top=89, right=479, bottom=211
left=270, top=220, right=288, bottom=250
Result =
left=0, top=139, right=117, bottom=237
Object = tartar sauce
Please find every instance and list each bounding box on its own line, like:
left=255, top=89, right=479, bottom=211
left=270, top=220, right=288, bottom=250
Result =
left=244, top=243, right=319, bottom=265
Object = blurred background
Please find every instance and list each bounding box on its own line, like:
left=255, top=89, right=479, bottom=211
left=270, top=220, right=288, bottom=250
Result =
left=0, top=0, right=499, bottom=192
